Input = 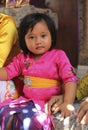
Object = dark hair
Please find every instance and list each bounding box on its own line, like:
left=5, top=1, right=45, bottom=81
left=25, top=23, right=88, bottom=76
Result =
left=19, top=13, right=57, bottom=54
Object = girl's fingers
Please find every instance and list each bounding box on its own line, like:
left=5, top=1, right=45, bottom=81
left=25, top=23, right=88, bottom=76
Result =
left=45, top=103, right=49, bottom=114
left=45, top=95, right=63, bottom=115
left=51, top=97, right=63, bottom=114
left=45, top=99, right=56, bottom=114
left=51, top=105, right=60, bottom=114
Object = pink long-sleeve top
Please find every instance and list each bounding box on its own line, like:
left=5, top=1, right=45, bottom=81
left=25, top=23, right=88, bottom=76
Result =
left=5, top=49, right=77, bottom=101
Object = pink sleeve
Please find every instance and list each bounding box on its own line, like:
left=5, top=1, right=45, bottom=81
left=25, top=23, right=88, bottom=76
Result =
left=56, top=50, right=77, bottom=84
left=5, top=53, right=23, bottom=80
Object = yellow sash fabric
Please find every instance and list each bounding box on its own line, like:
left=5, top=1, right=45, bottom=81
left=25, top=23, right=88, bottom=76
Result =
left=24, top=76, right=60, bottom=88
left=0, top=13, right=18, bottom=67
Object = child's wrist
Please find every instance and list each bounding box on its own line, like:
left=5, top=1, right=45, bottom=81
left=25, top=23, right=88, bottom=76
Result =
left=63, top=101, right=75, bottom=111
left=63, top=100, right=74, bottom=105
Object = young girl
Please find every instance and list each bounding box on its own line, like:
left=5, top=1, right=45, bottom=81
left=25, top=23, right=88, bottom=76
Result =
left=0, top=13, right=77, bottom=130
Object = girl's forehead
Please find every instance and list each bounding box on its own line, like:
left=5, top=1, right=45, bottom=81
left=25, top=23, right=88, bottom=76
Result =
left=32, top=19, right=47, bottom=27
left=29, top=20, right=48, bottom=31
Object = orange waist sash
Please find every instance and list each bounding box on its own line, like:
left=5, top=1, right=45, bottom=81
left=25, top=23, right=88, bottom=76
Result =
left=24, top=76, right=60, bottom=88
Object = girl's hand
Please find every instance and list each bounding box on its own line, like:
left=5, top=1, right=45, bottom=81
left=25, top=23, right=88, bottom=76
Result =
left=77, top=98, right=88, bottom=124
left=57, top=102, right=75, bottom=120
left=45, top=95, right=63, bottom=115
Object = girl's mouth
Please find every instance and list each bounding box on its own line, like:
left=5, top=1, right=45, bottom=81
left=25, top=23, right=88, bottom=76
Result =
left=36, top=46, right=44, bottom=49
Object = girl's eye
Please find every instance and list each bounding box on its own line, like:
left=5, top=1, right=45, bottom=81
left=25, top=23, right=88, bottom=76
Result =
left=41, top=34, right=46, bottom=38
left=29, top=36, right=35, bottom=39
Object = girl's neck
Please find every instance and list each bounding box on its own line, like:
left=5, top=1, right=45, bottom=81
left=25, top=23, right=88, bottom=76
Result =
left=31, top=54, right=43, bottom=61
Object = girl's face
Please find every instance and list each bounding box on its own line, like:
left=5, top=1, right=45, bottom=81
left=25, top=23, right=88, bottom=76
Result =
left=25, top=20, right=52, bottom=57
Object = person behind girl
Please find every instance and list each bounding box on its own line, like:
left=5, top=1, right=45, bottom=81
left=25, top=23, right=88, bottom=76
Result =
left=0, top=13, right=19, bottom=102
left=77, top=97, right=88, bottom=125
left=0, top=13, right=77, bottom=130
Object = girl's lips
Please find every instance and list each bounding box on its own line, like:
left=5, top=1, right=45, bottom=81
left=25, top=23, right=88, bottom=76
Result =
left=36, top=46, right=44, bottom=49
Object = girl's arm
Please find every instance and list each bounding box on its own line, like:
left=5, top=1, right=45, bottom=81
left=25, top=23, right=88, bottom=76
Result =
left=0, top=67, right=8, bottom=80
left=63, top=82, right=77, bottom=104
left=58, top=82, right=77, bottom=118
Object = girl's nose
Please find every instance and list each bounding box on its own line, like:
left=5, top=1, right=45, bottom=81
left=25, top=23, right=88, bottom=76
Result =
left=36, top=37, right=41, bottom=44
